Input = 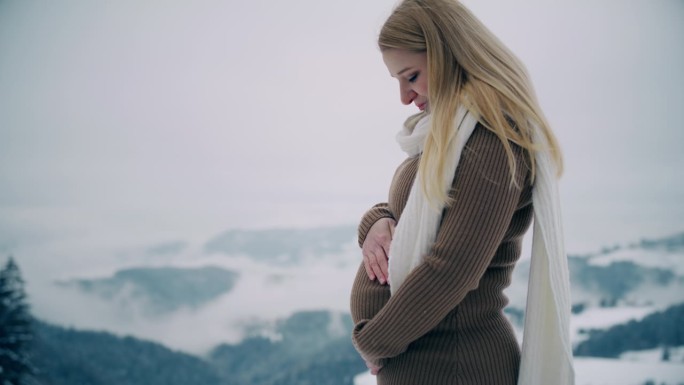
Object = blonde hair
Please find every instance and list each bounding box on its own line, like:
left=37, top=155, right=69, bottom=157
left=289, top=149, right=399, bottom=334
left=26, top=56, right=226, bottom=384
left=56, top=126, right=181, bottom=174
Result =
left=379, top=0, right=563, bottom=206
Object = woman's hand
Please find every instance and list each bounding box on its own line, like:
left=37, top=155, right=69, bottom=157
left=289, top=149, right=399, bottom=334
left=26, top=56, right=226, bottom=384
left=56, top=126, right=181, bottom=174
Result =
left=362, top=217, right=396, bottom=284
left=366, top=360, right=382, bottom=375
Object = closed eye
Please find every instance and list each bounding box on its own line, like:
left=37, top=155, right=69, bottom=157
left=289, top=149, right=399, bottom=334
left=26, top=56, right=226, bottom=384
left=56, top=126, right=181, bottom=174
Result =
left=408, top=72, right=419, bottom=83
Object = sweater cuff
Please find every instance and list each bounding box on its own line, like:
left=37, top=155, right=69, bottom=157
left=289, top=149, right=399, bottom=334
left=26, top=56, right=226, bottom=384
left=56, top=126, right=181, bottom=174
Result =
left=352, top=319, right=402, bottom=363
left=358, top=203, right=394, bottom=248
left=352, top=319, right=379, bottom=363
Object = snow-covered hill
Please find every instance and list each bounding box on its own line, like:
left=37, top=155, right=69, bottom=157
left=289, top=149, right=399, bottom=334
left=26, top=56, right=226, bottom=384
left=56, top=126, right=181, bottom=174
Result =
left=56, top=266, right=239, bottom=315
left=15, top=226, right=684, bottom=382
left=354, top=358, right=684, bottom=385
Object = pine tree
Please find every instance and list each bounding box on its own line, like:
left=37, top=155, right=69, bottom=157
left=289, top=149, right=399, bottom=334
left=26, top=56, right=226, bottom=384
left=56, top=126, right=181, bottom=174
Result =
left=0, top=257, right=34, bottom=384
left=661, top=345, right=671, bottom=362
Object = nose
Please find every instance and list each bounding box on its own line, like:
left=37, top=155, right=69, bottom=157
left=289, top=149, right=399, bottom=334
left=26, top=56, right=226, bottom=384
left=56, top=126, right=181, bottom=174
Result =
left=400, top=83, right=416, bottom=105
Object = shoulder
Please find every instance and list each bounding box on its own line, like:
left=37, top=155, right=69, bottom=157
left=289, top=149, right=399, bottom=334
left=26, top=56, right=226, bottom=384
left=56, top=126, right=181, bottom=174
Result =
left=464, top=123, right=522, bottom=158
left=460, top=123, right=531, bottom=186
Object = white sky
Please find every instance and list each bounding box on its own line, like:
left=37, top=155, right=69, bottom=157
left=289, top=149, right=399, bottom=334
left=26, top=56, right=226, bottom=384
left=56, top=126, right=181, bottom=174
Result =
left=1, top=0, right=683, bottom=254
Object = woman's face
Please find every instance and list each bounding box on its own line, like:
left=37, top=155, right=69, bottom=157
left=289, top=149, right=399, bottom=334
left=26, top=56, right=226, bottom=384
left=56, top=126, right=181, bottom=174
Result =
left=382, top=49, right=429, bottom=111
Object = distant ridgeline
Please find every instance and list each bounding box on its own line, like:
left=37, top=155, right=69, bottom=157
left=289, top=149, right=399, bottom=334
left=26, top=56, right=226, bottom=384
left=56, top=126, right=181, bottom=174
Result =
left=566, top=232, right=684, bottom=309
left=57, top=266, right=239, bottom=315
left=3, top=231, right=682, bottom=384
left=64, top=228, right=678, bottom=320
left=55, top=225, right=358, bottom=316
left=28, top=311, right=365, bottom=385
left=546, top=232, right=684, bottom=361
left=574, top=303, right=684, bottom=359
left=207, top=310, right=365, bottom=385
left=25, top=304, right=684, bottom=384
left=505, top=232, right=684, bottom=318
left=204, top=225, right=357, bottom=264
left=30, top=320, right=226, bottom=385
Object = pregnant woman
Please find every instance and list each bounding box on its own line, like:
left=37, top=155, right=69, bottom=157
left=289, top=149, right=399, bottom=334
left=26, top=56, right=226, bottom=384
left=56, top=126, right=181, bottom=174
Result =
left=349, top=1, right=574, bottom=384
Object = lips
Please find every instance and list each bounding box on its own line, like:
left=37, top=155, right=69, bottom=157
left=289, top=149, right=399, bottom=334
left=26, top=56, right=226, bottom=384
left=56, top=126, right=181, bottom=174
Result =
left=416, top=102, right=427, bottom=111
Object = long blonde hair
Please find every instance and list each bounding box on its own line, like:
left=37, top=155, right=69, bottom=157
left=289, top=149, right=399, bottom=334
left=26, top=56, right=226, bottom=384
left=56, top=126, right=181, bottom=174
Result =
left=379, top=0, right=563, bottom=206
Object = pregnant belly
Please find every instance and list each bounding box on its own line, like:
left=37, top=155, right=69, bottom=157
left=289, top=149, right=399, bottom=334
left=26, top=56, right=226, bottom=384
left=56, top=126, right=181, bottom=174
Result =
left=349, top=263, right=391, bottom=324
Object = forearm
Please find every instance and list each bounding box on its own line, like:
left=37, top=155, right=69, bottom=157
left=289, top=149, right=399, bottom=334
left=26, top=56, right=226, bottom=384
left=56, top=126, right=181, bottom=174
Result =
left=357, top=203, right=394, bottom=248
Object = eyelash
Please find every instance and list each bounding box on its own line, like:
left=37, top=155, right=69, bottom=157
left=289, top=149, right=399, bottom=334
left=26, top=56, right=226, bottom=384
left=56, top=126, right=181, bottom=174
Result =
left=408, top=72, right=419, bottom=83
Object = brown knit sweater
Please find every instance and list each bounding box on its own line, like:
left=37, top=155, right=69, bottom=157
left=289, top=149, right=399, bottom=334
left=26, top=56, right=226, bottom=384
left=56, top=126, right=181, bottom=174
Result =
left=350, top=125, right=533, bottom=385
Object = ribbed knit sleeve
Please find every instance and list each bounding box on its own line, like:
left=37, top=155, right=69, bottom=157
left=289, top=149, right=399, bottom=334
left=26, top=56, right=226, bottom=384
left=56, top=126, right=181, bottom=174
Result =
left=357, top=203, right=395, bottom=248
left=352, top=128, right=529, bottom=362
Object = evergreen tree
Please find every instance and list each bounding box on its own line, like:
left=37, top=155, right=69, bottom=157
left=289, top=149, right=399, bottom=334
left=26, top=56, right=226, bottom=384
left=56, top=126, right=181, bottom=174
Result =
left=661, top=345, right=670, bottom=362
left=0, top=257, right=34, bottom=384
left=574, top=303, right=684, bottom=358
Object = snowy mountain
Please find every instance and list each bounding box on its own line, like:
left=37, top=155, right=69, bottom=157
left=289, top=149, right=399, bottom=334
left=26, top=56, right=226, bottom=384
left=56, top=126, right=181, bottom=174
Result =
left=503, top=233, right=684, bottom=345
left=354, top=358, right=684, bottom=385
left=18, top=227, right=684, bottom=383
left=575, top=303, right=684, bottom=358
left=30, top=319, right=226, bottom=385
left=208, top=310, right=364, bottom=385
left=29, top=313, right=363, bottom=385
left=28, top=225, right=360, bottom=355
left=587, top=232, right=684, bottom=275
left=204, top=225, right=356, bottom=265
left=57, top=266, right=239, bottom=315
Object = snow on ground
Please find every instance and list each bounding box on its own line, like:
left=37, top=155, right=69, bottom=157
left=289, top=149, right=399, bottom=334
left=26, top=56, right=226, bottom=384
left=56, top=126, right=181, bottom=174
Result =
left=572, top=358, right=684, bottom=385
left=354, top=358, right=684, bottom=385
left=621, top=346, right=684, bottom=363
left=589, top=248, right=684, bottom=275
left=570, top=306, right=657, bottom=343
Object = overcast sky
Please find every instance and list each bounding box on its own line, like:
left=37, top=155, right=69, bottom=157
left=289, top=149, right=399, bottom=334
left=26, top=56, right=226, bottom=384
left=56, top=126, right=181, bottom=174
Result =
left=1, top=0, right=683, bottom=257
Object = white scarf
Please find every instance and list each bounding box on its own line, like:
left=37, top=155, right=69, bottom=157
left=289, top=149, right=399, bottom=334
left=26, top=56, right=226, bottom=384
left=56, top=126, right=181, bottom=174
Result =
left=389, top=105, right=575, bottom=385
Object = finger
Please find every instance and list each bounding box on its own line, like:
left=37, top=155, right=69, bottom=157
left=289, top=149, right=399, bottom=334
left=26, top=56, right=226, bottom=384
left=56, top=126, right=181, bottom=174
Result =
left=365, top=361, right=378, bottom=375
left=375, top=249, right=389, bottom=284
left=368, top=251, right=387, bottom=285
left=381, top=238, right=391, bottom=259
left=377, top=250, right=389, bottom=283
left=381, top=222, right=394, bottom=258
left=362, top=253, right=376, bottom=281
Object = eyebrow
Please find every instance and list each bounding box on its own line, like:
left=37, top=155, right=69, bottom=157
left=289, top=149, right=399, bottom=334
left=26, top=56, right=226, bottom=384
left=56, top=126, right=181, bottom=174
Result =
left=393, top=67, right=413, bottom=77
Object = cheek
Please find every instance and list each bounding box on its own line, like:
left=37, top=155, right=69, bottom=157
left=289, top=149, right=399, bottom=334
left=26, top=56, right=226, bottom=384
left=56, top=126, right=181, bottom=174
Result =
left=418, top=79, right=429, bottom=96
